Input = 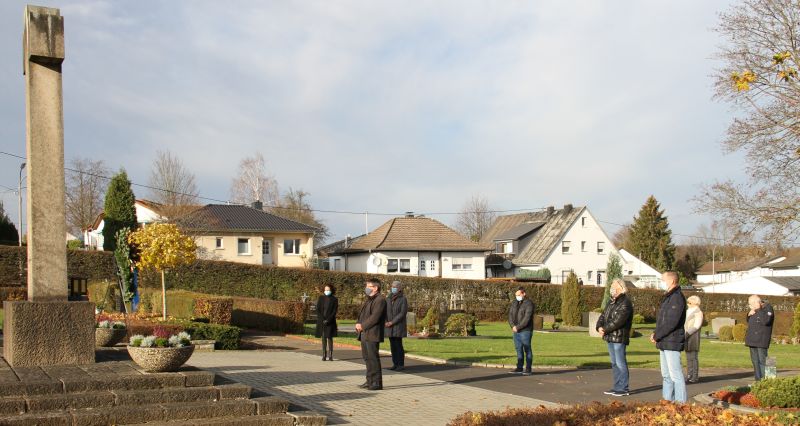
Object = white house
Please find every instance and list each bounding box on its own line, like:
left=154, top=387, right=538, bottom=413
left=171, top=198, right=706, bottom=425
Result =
left=83, top=199, right=167, bottom=250
left=695, top=256, right=786, bottom=285
left=702, top=276, right=800, bottom=296
left=481, top=204, right=619, bottom=286
left=328, top=215, right=489, bottom=280
left=619, top=249, right=664, bottom=289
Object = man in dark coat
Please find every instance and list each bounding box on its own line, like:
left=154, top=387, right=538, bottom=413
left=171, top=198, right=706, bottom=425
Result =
left=650, top=271, right=687, bottom=403
left=356, top=278, right=387, bottom=390
left=596, top=278, right=633, bottom=396
left=745, top=294, right=774, bottom=381
left=384, top=280, right=408, bottom=371
left=315, top=285, right=338, bottom=361
left=508, top=287, right=535, bottom=375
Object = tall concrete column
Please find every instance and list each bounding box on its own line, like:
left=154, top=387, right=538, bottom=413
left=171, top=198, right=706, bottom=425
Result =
left=23, top=5, right=67, bottom=301
left=4, top=5, right=94, bottom=367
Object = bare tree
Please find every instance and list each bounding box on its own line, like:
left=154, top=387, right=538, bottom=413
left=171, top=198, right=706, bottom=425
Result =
left=65, top=157, right=109, bottom=236
left=147, top=150, right=199, bottom=218
left=229, top=153, right=279, bottom=207
left=455, top=194, right=496, bottom=242
left=271, top=188, right=330, bottom=245
left=694, top=0, right=800, bottom=243
left=611, top=223, right=632, bottom=250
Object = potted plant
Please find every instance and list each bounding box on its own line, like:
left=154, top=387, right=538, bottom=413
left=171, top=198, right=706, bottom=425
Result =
left=95, top=316, right=127, bottom=347
left=127, top=327, right=194, bottom=372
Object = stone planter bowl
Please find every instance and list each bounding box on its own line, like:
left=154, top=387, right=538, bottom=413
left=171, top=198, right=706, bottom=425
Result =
left=95, top=328, right=128, bottom=347
left=127, top=345, right=195, bottom=372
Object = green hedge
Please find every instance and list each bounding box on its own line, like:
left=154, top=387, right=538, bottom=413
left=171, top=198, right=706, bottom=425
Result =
left=136, top=257, right=800, bottom=321
left=0, top=246, right=117, bottom=289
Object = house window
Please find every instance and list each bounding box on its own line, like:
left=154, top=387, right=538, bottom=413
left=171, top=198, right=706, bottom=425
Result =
left=587, top=270, right=593, bottom=280
left=387, top=258, right=411, bottom=273
left=562, top=241, right=571, bottom=254
left=581, top=217, right=586, bottom=227
left=452, top=258, right=473, bottom=271
left=597, top=242, right=605, bottom=254
left=284, top=239, right=301, bottom=255
left=215, top=237, right=223, bottom=249
left=497, top=242, right=512, bottom=254
left=430, top=260, right=436, bottom=271
left=420, top=260, right=426, bottom=270
left=597, top=270, right=605, bottom=285
left=262, top=240, right=270, bottom=255
left=400, top=259, right=411, bottom=273
left=387, top=259, right=398, bottom=273
left=581, top=241, right=586, bottom=252
left=334, top=259, right=341, bottom=271
left=237, top=238, right=251, bottom=255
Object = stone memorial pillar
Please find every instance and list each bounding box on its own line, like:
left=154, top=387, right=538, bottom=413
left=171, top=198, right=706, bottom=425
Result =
left=3, top=5, right=94, bottom=367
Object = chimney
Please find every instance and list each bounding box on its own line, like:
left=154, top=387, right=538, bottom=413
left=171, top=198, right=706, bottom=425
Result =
left=563, top=204, right=573, bottom=213
left=345, top=234, right=351, bottom=248
left=546, top=206, right=555, bottom=216
left=405, top=211, right=415, bottom=218
left=251, top=200, right=263, bottom=210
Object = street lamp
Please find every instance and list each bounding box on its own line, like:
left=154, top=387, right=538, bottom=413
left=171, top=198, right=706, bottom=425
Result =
left=18, top=162, right=25, bottom=247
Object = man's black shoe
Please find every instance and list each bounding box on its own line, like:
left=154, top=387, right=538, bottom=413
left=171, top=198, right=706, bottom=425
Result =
left=509, top=369, right=523, bottom=374
left=368, top=385, right=383, bottom=391
left=387, top=365, right=397, bottom=370
left=395, top=366, right=405, bottom=371
left=522, top=370, right=532, bottom=376
left=358, top=382, right=369, bottom=389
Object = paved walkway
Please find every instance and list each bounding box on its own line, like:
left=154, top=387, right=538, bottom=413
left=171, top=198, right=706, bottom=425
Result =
left=189, top=333, right=791, bottom=425
left=188, top=350, right=558, bottom=425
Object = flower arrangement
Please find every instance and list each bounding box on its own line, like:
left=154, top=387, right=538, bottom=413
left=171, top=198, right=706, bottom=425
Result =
left=96, top=314, right=126, bottom=329
left=129, top=328, right=191, bottom=348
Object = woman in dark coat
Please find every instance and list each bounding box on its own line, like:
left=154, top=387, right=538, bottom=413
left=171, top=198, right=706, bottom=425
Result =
left=384, top=280, right=408, bottom=370
left=315, top=285, right=338, bottom=361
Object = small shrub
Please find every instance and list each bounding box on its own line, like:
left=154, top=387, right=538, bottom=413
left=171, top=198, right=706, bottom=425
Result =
left=632, top=314, right=645, bottom=324
left=733, top=323, right=748, bottom=342
left=231, top=297, right=306, bottom=333
left=445, top=313, right=478, bottom=336
left=791, top=302, right=800, bottom=338
left=185, top=322, right=241, bottom=350
left=560, top=273, right=581, bottom=326
left=421, top=307, right=439, bottom=332
left=719, top=325, right=734, bottom=341
left=751, top=376, right=800, bottom=408
left=67, top=240, right=82, bottom=250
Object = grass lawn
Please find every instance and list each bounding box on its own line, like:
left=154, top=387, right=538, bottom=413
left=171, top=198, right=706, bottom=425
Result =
left=0, top=308, right=3, bottom=329
left=299, top=321, right=800, bottom=369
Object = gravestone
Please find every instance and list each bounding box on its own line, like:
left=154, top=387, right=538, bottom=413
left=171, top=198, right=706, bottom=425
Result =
left=711, top=317, right=736, bottom=335
left=406, top=312, right=416, bottom=332
left=4, top=5, right=94, bottom=367
left=533, top=315, right=544, bottom=330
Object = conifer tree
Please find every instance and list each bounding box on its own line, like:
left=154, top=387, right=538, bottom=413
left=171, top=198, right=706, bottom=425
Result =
left=102, top=171, right=137, bottom=251
left=601, top=253, right=623, bottom=309
left=628, top=196, right=675, bottom=271
left=561, top=272, right=581, bottom=326
left=0, top=202, right=19, bottom=245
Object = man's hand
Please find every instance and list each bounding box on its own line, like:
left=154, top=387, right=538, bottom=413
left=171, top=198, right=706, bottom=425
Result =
left=650, top=333, right=656, bottom=344
left=598, top=327, right=605, bottom=337
left=384, top=321, right=392, bottom=327
left=749, top=309, right=756, bottom=316
left=355, top=323, right=363, bottom=332
left=512, top=326, right=518, bottom=333
left=322, top=320, right=328, bottom=325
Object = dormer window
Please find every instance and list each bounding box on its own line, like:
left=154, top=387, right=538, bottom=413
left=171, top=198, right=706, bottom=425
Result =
left=497, top=241, right=513, bottom=254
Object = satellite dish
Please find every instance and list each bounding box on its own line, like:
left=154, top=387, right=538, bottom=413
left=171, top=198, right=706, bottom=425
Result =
left=502, top=260, right=513, bottom=270
left=371, top=256, right=382, bottom=266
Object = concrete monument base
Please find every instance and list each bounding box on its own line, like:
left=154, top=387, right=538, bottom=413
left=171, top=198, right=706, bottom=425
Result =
left=3, top=301, right=95, bottom=367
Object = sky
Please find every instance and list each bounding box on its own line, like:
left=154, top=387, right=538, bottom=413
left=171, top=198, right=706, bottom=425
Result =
left=0, top=1, right=745, bottom=244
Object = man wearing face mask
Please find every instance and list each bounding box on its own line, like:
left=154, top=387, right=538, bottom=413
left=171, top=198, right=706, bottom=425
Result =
left=596, top=278, right=634, bottom=396
left=508, top=287, right=535, bottom=375
left=356, top=278, right=387, bottom=390
left=385, top=281, right=408, bottom=371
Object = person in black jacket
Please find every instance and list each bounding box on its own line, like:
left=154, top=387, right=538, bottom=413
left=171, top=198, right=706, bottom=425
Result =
left=315, top=285, right=338, bottom=361
left=650, top=271, right=687, bottom=403
left=508, top=287, right=535, bottom=375
left=745, top=295, right=774, bottom=381
left=356, top=278, right=387, bottom=390
left=595, top=278, right=633, bottom=396
left=384, top=281, right=408, bottom=371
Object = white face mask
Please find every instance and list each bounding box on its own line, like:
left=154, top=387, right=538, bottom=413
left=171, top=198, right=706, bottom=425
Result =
left=515, top=295, right=523, bottom=302
left=324, top=290, right=332, bottom=296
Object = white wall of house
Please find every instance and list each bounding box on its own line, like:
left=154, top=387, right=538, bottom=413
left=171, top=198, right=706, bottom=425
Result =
left=136, top=203, right=164, bottom=225
left=440, top=252, right=485, bottom=280
left=701, top=276, right=793, bottom=296
left=537, top=209, right=618, bottom=286
left=195, top=232, right=313, bottom=267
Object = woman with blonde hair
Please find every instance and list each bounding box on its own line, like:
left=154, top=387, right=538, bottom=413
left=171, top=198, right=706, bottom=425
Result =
left=684, top=295, right=704, bottom=383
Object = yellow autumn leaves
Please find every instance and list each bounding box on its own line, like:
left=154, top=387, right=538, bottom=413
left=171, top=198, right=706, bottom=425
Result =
left=731, top=51, right=797, bottom=91
left=128, top=223, right=197, bottom=272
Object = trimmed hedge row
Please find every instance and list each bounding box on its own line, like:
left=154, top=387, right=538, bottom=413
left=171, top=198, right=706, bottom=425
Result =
left=137, top=257, right=799, bottom=321
left=231, top=297, right=306, bottom=334
left=0, top=246, right=116, bottom=289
